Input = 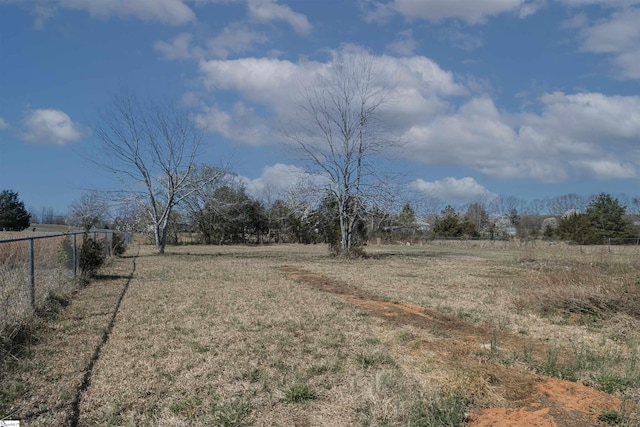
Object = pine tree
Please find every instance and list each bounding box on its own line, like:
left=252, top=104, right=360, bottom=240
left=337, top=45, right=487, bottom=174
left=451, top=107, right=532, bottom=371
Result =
left=585, top=193, right=633, bottom=240
left=0, top=189, right=31, bottom=231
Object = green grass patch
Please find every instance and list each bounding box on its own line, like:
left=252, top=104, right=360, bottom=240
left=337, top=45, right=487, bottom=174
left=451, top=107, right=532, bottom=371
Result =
left=283, top=382, right=317, bottom=403
left=354, top=352, right=396, bottom=369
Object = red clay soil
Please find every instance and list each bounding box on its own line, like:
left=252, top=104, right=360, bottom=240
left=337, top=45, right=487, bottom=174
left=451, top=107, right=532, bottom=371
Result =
left=277, top=266, right=623, bottom=427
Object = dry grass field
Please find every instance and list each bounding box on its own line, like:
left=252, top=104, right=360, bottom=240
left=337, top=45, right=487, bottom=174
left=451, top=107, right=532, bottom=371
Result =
left=1, top=241, right=639, bottom=426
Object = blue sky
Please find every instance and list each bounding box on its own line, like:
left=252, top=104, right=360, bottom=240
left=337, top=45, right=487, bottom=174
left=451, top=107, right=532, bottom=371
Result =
left=1, top=0, right=640, bottom=217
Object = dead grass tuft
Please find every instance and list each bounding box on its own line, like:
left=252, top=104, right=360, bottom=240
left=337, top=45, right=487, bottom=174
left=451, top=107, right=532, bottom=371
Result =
left=513, top=260, right=640, bottom=325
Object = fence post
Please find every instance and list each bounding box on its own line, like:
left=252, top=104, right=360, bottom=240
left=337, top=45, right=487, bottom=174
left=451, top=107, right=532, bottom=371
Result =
left=29, top=238, right=35, bottom=309
left=73, top=233, right=78, bottom=278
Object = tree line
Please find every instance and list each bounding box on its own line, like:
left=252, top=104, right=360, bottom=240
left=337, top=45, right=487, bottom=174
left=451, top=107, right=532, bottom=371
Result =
left=3, top=185, right=638, bottom=248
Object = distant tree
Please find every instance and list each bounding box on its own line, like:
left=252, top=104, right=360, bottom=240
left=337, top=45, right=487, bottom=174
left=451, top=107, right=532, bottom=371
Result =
left=585, top=192, right=633, bottom=240
left=548, top=193, right=588, bottom=216
left=489, top=195, right=521, bottom=217
left=459, top=216, right=478, bottom=237
left=40, top=206, right=54, bottom=224
left=0, top=189, right=31, bottom=231
left=433, top=205, right=463, bottom=238
left=92, top=91, right=214, bottom=253
left=28, top=207, right=39, bottom=224
left=267, top=200, right=298, bottom=243
left=66, top=191, right=109, bottom=230
left=181, top=165, right=230, bottom=244
left=556, top=212, right=598, bottom=244
left=398, top=202, right=416, bottom=229
left=541, top=217, right=558, bottom=238
left=518, top=214, right=544, bottom=238
left=365, top=205, right=391, bottom=236
left=113, top=199, right=147, bottom=234
left=629, top=196, right=640, bottom=216
left=525, top=198, right=548, bottom=215
left=464, top=202, right=490, bottom=233
left=310, top=194, right=341, bottom=247
left=509, top=208, right=521, bottom=229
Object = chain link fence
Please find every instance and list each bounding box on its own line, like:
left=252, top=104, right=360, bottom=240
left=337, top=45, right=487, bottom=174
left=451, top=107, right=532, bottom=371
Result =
left=0, top=231, right=114, bottom=333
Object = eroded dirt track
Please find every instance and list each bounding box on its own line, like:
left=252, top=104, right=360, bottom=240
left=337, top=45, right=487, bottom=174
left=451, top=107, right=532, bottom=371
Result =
left=277, top=265, right=621, bottom=427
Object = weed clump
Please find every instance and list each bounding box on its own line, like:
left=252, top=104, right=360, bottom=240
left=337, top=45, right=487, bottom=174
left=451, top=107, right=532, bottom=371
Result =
left=283, top=382, right=316, bottom=403
left=411, top=390, right=471, bottom=427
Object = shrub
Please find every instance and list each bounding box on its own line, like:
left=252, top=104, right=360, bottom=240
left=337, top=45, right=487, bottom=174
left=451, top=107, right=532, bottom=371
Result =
left=79, top=233, right=105, bottom=280
left=111, top=232, right=127, bottom=257
left=57, top=235, right=74, bottom=270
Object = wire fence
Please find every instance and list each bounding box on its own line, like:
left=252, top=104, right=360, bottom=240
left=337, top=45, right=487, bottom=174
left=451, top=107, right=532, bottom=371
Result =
left=0, top=231, right=115, bottom=332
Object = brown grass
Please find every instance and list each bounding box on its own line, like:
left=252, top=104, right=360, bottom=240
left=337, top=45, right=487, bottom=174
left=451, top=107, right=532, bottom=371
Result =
left=2, top=242, right=639, bottom=426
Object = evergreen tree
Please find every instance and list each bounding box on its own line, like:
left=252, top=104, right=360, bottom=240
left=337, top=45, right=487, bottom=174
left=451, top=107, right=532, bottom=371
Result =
left=585, top=193, right=633, bottom=240
left=433, top=205, right=463, bottom=237
left=398, top=202, right=416, bottom=228
left=0, top=189, right=31, bottom=231
left=556, top=212, right=598, bottom=244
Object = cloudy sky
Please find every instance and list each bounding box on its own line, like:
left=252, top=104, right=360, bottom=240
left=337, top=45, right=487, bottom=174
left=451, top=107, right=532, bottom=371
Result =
left=1, top=0, right=639, bottom=215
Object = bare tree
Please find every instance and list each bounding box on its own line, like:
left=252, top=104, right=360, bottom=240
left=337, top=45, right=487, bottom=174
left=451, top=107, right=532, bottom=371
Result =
left=92, top=92, right=211, bottom=253
left=488, top=195, right=522, bottom=217
left=66, top=190, right=109, bottom=230
left=548, top=193, right=589, bottom=216
left=287, top=53, right=394, bottom=255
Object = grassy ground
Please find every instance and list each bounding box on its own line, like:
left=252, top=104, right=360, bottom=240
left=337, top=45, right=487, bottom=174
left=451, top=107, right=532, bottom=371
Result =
left=1, top=242, right=639, bottom=426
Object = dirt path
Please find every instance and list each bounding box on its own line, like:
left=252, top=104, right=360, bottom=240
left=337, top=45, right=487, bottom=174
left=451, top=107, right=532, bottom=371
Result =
left=277, top=265, right=622, bottom=427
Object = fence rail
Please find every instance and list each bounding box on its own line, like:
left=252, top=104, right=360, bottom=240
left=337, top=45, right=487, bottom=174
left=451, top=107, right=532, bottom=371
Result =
left=0, top=231, right=115, bottom=332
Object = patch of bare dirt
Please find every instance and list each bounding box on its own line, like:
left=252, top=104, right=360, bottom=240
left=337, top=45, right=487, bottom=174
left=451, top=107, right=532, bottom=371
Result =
left=277, top=265, right=622, bottom=427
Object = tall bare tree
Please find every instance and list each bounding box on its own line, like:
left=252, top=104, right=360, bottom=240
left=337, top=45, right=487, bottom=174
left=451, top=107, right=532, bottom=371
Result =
left=66, top=190, right=109, bottom=230
left=92, top=92, right=210, bottom=253
left=287, top=53, right=393, bottom=255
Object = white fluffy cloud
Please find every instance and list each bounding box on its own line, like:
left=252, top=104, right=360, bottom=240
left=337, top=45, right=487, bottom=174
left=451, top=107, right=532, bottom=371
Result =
left=193, top=102, right=272, bottom=145
left=240, top=163, right=327, bottom=203
left=240, top=163, right=326, bottom=200
left=410, top=177, right=495, bottom=203
left=576, top=7, right=640, bottom=79
left=369, top=0, right=531, bottom=24
left=525, top=91, right=640, bottom=144
left=247, top=0, right=312, bottom=35
left=21, top=108, right=81, bottom=145
left=0, top=117, right=9, bottom=129
left=195, top=46, right=639, bottom=184
left=556, top=0, right=640, bottom=6
left=19, top=0, right=196, bottom=26
left=386, top=30, right=418, bottom=56
left=197, top=48, right=466, bottom=137
left=65, top=0, right=195, bottom=24
left=154, top=25, right=267, bottom=60
left=403, top=90, right=640, bottom=182
left=206, top=23, right=268, bottom=58
left=154, top=33, right=196, bottom=60
left=570, top=159, right=636, bottom=179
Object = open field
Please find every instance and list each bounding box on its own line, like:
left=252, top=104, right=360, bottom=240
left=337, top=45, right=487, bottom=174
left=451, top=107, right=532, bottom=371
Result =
left=1, top=242, right=639, bottom=426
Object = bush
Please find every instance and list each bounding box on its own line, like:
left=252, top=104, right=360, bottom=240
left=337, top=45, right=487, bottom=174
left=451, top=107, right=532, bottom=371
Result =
left=79, top=233, right=105, bottom=280
left=111, top=232, right=127, bottom=257
left=58, top=236, right=74, bottom=270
